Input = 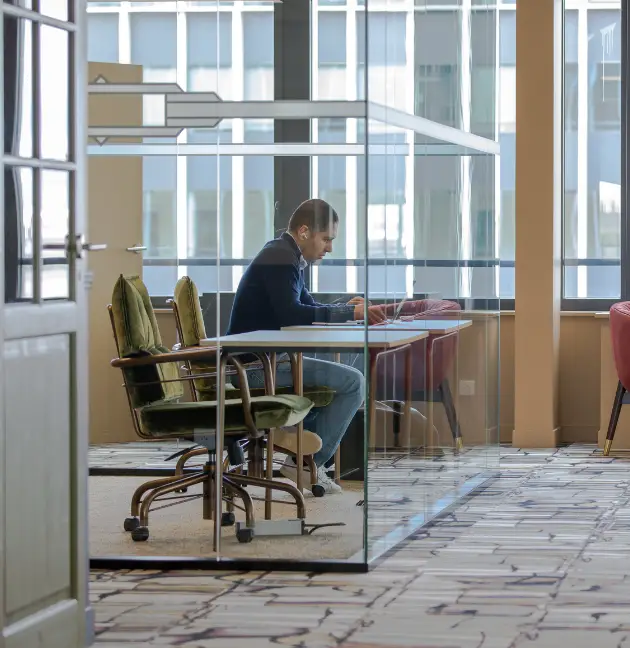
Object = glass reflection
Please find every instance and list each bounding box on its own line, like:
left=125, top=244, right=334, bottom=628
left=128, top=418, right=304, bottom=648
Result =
left=4, top=167, right=34, bottom=303
left=41, top=169, right=70, bottom=300
left=3, top=16, right=33, bottom=158
left=40, top=25, right=69, bottom=161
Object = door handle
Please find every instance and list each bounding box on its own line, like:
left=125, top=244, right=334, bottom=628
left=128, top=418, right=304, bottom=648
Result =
left=76, top=235, right=107, bottom=259
left=44, top=235, right=107, bottom=259
left=83, top=243, right=108, bottom=252
left=126, top=244, right=147, bottom=254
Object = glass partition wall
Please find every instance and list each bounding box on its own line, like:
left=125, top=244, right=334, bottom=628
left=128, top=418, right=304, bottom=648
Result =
left=88, top=0, right=500, bottom=571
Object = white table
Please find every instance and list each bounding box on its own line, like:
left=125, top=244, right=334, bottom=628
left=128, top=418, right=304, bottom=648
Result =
left=200, top=328, right=429, bottom=495
left=201, top=328, right=430, bottom=351
left=283, top=319, right=472, bottom=335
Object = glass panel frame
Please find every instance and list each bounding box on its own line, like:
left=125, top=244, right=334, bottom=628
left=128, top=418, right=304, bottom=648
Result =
left=86, top=0, right=500, bottom=572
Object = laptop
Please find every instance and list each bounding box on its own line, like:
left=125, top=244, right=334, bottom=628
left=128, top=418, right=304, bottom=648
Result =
left=314, top=296, right=408, bottom=326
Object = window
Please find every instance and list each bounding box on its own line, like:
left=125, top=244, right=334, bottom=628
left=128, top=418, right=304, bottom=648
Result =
left=318, top=12, right=347, bottom=100
left=86, top=2, right=503, bottom=306
left=129, top=13, right=178, bottom=295
left=87, top=13, right=118, bottom=63
left=243, top=12, right=275, bottom=267
left=497, top=8, right=515, bottom=299
left=562, top=5, right=622, bottom=305
left=357, top=12, right=407, bottom=109
left=414, top=11, right=460, bottom=128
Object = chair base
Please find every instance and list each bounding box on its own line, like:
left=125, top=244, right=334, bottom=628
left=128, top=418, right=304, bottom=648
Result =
left=125, top=459, right=306, bottom=544
left=604, top=439, right=613, bottom=456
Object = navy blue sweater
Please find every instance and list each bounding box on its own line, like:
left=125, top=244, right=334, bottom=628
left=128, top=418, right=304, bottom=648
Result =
left=227, top=233, right=356, bottom=334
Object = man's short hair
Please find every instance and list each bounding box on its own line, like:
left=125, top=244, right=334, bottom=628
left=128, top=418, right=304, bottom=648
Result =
left=288, top=199, right=339, bottom=233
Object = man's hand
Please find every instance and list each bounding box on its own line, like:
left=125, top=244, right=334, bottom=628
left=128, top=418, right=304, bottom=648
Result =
left=354, top=303, right=387, bottom=325
left=347, top=296, right=372, bottom=306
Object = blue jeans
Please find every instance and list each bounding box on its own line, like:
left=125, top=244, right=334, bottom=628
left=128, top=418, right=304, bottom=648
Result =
left=248, top=357, right=365, bottom=467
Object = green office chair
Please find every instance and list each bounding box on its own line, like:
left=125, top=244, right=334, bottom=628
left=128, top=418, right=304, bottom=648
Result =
left=109, top=274, right=314, bottom=543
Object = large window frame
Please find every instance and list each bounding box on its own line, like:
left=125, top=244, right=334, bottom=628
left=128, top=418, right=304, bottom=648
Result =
left=561, top=0, right=625, bottom=311
left=88, top=0, right=510, bottom=311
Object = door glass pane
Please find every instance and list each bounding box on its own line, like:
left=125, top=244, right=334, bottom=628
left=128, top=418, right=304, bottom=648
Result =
left=41, top=169, right=70, bottom=300
left=4, top=167, right=34, bottom=303
left=39, top=0, right=69, bottom=22
left=3, top=16, right=33, bottom=158
left=40, top=25, right=69, bottom=161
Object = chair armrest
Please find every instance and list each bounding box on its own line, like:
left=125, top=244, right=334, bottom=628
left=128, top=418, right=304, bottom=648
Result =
left=111, top=347, right=221, bottom=369
left=111, top=347, right=265, bottom=370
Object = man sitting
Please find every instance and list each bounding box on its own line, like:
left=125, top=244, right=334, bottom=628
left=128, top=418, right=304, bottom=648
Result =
left=227, top=199, right=385, bottom=494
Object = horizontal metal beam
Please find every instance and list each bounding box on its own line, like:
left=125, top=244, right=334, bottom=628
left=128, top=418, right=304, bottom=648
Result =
left=368, top=103, right=500, bottom=155
left=86, top=142, right=494, bottom=157
left=142, top=258, right=510, bottom=268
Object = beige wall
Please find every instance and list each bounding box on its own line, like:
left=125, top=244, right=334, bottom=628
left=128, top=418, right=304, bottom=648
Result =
left=500, top=312, right=603, bottom=446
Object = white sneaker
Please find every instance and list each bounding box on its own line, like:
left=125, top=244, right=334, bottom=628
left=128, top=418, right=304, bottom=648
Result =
left=279, top=457, right=342, bottom=494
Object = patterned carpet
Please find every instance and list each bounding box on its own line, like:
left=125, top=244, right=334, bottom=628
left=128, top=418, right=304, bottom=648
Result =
left=90, top=444, right=630, bottom=647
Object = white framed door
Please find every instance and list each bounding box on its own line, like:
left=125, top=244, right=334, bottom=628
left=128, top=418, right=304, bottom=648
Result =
left=1, top=0, right=92, bottom=646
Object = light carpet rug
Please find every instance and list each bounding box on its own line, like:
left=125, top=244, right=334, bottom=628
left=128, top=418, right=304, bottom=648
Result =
left=90, top=476, right=367, bottom=561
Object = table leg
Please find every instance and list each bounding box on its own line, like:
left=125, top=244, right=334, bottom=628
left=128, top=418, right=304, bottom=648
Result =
left=291, top=352, right=305, bottom=493
left=266, top=352, right=276, bottom=520
left=333, top=352, right=342, bottom=483
left=426, top=345, right=435, bottom=452
left=368, top=357, right=378, bottom=458
left=403, top=345, right=412, bottom=448
left=265, top=428, right=274, bottom=520
left=214, top=353, right=228, bottom=554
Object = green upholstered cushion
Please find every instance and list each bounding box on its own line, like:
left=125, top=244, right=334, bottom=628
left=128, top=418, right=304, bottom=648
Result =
left=174, top=276, right=206, bottom=346
left=139, top=394, right=314, bottom=437
left=111, top=274, right=184, bottom=407
left=128, top=275, right=163, bottom=348
left=173, top=277, right=219, bottom=395
left=197, top=384, right=335, bottom=408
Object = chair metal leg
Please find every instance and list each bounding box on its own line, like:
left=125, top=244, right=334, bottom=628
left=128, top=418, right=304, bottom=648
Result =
left=392, top=400, right=402, bottom=448
left=131, top=474, right=195, bottom=517
left=305, top=455, right=318, bottom=487
left=228, top=472, right=306, bottom=520
left=265, top=429, right=274, bottom=520
left=174, top=447, right=207, bottom=477
left=203, top=462, right=215, bottom=521
left=138, top=471, right=209, bottom=527
left=605, top=381, right=626, bottom=456
left=438, top=379, right=463, bottom=451
left=224, top=477, right=255, bottom=527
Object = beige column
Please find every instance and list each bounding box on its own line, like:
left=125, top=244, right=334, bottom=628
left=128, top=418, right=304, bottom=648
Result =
left=513, top=0, right=563, bottom=447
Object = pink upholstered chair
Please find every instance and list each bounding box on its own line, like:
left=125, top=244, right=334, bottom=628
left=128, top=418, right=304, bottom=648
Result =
left=371, top=299, right=463, bottom=448
left=604, top=302, right=630, bottom=455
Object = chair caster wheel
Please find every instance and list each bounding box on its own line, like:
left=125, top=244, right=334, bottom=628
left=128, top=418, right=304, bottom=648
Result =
left=311, top=484, right=325, bottom=498
left=221, top=512, right=236, bottom=527
left=175, top=487, right=188, bottom=493
left=236, top=528, right=254, bottom=544
left=131, top=526, right=149, bottom=542
left=124, top=517, right=140, bottom=532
